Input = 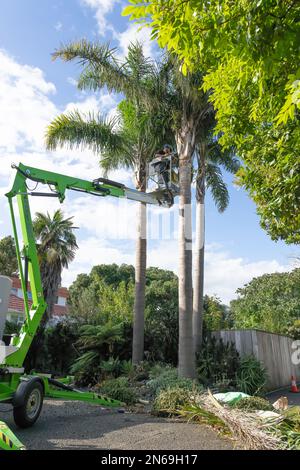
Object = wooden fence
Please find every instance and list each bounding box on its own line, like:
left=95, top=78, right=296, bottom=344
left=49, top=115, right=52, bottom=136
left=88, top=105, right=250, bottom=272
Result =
left=213, top=329, right=300, bottom=390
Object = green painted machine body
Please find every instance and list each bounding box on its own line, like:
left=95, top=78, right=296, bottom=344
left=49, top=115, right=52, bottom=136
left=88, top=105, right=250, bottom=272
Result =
left=2, top=163, right=126, bottom=369
left=0, top=163, right=168, bottom=450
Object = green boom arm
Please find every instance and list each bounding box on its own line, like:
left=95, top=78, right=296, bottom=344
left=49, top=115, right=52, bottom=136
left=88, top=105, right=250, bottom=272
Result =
left=1, top=162, right=165, bottom=369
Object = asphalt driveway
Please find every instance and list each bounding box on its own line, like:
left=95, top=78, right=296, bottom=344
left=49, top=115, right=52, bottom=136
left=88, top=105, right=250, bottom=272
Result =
left=0, top=399, right=234, bottom=450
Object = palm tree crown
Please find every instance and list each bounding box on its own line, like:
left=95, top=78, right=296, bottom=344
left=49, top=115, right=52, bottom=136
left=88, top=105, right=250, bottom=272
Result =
left=33, top=209, right=78, bottom=319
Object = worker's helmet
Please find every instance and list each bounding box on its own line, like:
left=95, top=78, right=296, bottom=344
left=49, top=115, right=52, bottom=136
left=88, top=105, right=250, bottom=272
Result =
left=163, top=144, right=173, bottom=152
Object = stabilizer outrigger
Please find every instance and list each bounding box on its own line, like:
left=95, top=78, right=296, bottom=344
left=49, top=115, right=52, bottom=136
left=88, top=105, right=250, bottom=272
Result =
left=0, top=163, right=175, bottom=450
left=0, top=420, right=25, bottom=450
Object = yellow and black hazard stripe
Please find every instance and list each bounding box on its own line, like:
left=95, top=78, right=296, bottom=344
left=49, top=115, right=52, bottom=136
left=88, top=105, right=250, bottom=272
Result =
left=0, top=431, right=14, bottom=449
left=97, top=394, right=119, bottom=404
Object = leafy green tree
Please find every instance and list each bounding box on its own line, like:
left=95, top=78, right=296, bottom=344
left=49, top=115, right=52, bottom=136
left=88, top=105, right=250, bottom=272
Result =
left=33, top=210, right=78, bottom=320
left=124, top=1, right=300, bottom=243
left=96, top=280, right=134, bottom=324
left=69, top=284, right=102, bottom=325
left=69, top=265, right=180, bottom=364
left=46, top=42, right=169, bottom=365
left=68, top=265, right=135, bottom=325
left=0, top=236, right=18, bottom=276
left=67, top=264, right=230, bottom=368
left=203, top=295, right=229, bottom=332
left=145, top=268, right=179, bottom=364
left=67, top=273, right=93, bottom=314
left=230, top=269, right=300, bottom=333
left=91, top=264, right=134, bottom=287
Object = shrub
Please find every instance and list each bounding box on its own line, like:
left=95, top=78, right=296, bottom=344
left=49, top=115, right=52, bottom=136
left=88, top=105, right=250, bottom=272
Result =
left=232, top=396, right=273, bottom=411
left=100, top=358, right=135, bottom=379
left=196, top=336, right=240, bottom=387
left=213, top=374, right=233, bottom=392
left=24, top=321, right=79, bottom=375
left=131, top=361, right=152, bottom=382
left=71, top=351, right=101, bottom=386
left=285, top=320, right=300, bottom=340
left=100, top=357, right=122, bottom=378
left=149, top=363, right=174, bottom=379
left=147, top=367, right=200, bottom=397
left=45, top=322, right=78, bottom=375
left=4, top=320, right=21, bottom=335
left=71, top=322, right=125, bottom=385
left=153, top=387, right=192, bottom=416
left=120, top=360, right=135, bottom=378
left=274, top=407, right=300, bottom=449
left=99, top=377, right=138, bottom=405
left=236, top=355, right=267, bottom=396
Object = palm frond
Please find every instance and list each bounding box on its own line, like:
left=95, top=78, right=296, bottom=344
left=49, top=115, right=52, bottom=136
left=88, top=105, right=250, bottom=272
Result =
left=46, top=110, right=124, bottom=155
left=205, top=163, right=229, bottom=213
left=208, top=142, right=240, bottom=174
left=33, top=209, right=78, bottom=268
left=53, top=40, right=156, bottom=106
left=52, top=40, right=118, bottom=68
left=77, top=323, right=124, bottom=351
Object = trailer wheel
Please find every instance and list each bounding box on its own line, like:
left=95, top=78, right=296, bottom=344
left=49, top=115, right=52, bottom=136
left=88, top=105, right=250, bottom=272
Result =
left=13, top=381, right=44, bottom=428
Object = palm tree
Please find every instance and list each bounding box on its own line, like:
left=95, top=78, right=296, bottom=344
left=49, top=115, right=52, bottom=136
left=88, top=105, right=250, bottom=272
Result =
left=46, top=41, right=170, bottom=365
left=193, top=137, right=240, bottom=352
left=33, top=210, right=78, bottom=321
left=150, top=57, right=213, bottom=378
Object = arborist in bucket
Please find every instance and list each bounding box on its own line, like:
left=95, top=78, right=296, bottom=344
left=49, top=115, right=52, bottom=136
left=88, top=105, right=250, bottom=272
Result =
left=150, top=144, right=179, bottom=191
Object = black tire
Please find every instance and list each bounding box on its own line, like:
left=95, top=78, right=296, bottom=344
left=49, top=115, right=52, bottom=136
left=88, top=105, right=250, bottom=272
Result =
left=13, top=381, right=44, bottom=428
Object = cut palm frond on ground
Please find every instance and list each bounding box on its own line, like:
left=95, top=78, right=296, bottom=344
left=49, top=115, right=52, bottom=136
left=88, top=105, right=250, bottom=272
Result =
left=178, top=390, right=283, bottom=450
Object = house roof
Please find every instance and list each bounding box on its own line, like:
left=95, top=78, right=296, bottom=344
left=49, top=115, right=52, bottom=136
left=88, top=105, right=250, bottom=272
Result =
left=10, top=276, right=69, bottom=298
left=8, top=293, right=32, bottom=313
left=9, top=277, right=69, bottom=317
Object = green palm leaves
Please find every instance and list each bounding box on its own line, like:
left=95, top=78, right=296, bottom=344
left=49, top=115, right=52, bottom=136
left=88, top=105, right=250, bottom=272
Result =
left=33, top=209, right=78, bottom=319
left=34, top=210, right=78, bottom=269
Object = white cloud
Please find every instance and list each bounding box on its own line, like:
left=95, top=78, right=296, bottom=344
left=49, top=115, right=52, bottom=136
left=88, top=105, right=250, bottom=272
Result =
left=67, top=77, right=78, bottom=87
left=147, top=240, right=291, bottom=305
left=65, top=196, right=137, bottom=240
left=80, top=0, right=121, bottom=36
left=0, top=49, right=57, bottom=153
left=62, top=236, right=134, bottom=286
left=80, top=0, right=158, bottom=59
left=54, top=21, right=63, bottom=32
left=0, top=49, right=126, bottom=239
left=115, top=23, right=158, bottom=60
left=64, top=91, right=119, bottom=117
left=203, top=246, right=290, bottom=304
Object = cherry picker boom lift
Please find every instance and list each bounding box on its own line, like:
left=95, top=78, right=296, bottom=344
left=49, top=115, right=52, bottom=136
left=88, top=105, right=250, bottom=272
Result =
left=0, top=162, right=176, bottom=450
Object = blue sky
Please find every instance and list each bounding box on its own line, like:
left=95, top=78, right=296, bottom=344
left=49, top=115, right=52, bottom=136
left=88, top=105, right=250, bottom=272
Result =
left=0, top=0, right=296, bottom=304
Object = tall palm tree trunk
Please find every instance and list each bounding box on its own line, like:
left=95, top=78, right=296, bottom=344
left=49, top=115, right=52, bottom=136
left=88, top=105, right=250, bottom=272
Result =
left=41, top=262, right=61, bottom=323
left=193, top=144, right=206, bottom=353
left=132, top=168, right=147, bottom=364
left=193, top=196, right=205, bottom=353
left=132, top=201, right=147, bottom=364
left=177, top=125, right=196, bottom=378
